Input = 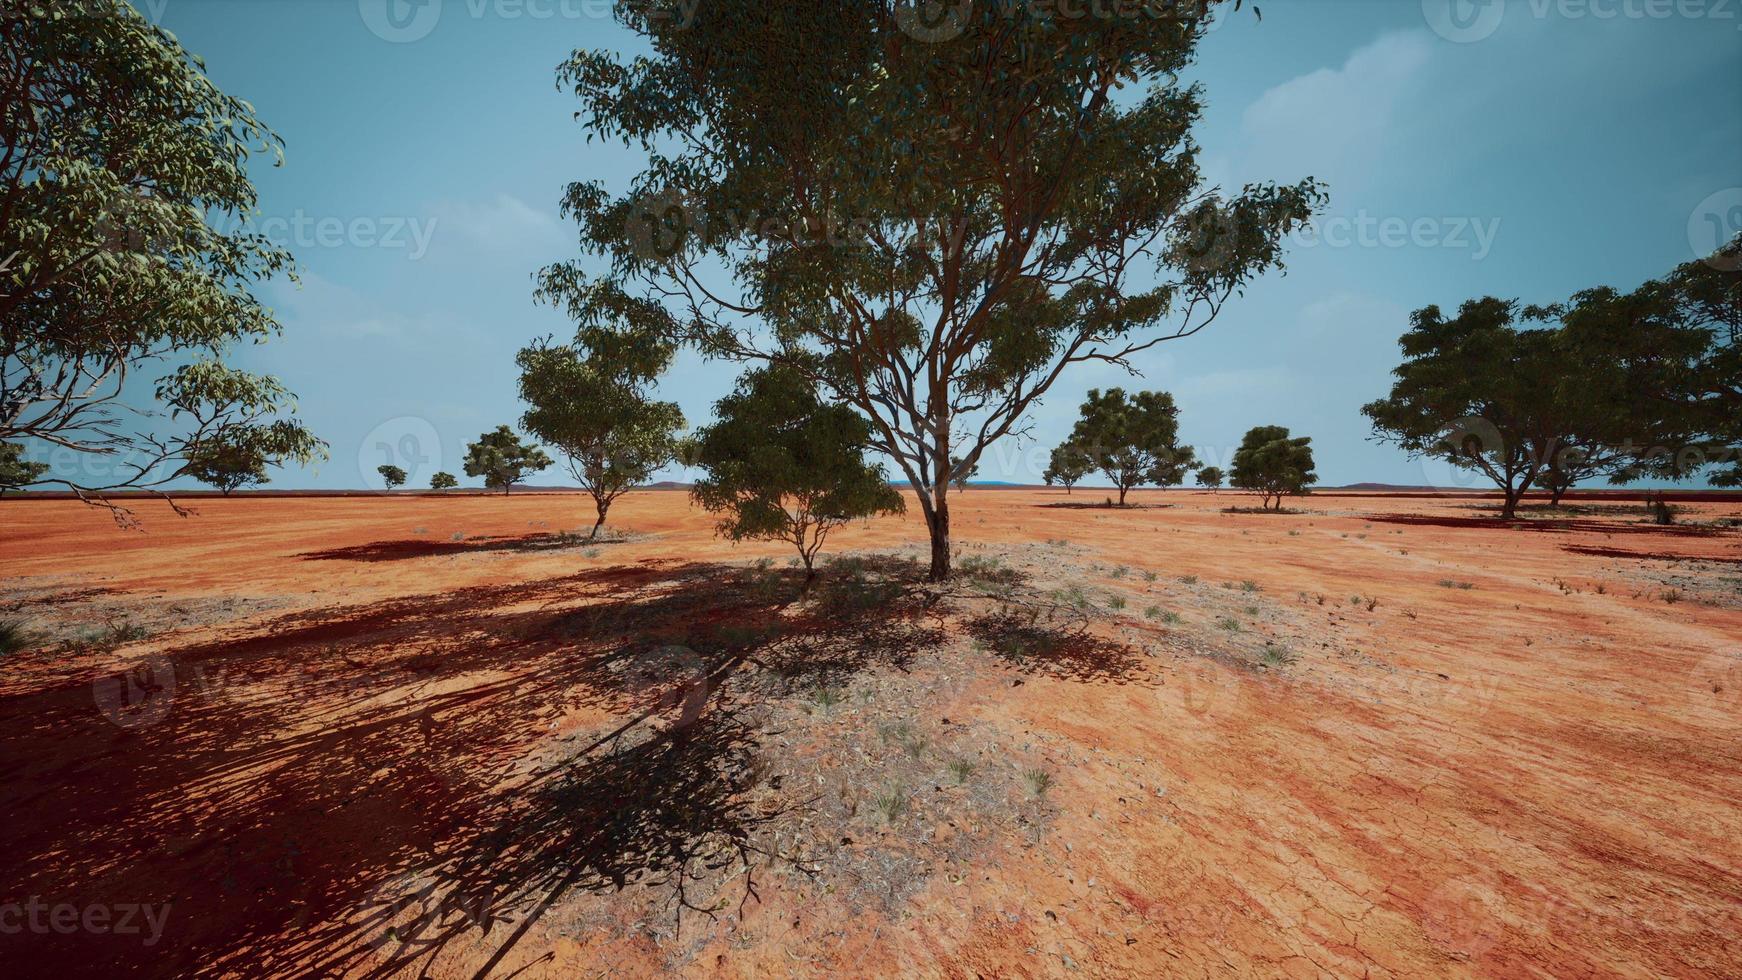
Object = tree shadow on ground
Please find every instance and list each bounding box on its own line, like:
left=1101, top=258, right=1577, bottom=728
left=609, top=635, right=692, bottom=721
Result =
left=1368, top=513, right=1725, bottom=536
left=0, top=556, right=937, bottom=979
left=964, top=607, right=1149, bottom=685
left=296, top=531, right=633, bottom=562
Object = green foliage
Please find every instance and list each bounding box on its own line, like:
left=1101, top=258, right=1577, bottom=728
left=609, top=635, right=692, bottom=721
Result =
left=1196, top=465, right=1225, bottom=491
left=429, top=471, right=458, bottom=490
left=0, top=617, right=32, bottom=656
left=0, top=442, right=48, bottom=494
left=1, top=2, right=323, bottom=522
left=543, top=0, right=1322, bottom=578
left=1230, top=425, right=1315, bottom=510
left=377, top=465, right=407, bottom=490
left=518, top=329, right=683, bottom=537
left=462, top=425, right=552, bottom=495
left=179, top=432, right=274, bottom=495
left=1065, top=388, right=1195, bottom=505
left=1043, top=441, right=1092, bottom=493
left=690, top=365, right=904, bottom=577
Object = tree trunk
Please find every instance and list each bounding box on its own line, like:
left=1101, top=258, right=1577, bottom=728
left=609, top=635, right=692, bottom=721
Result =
left=1550, top=484, right=1566, bottom=507
left=1500, top=487, right=1521, bottom=520
left=927, top=501, right=951, bottom=581
left=588, top=497, right=609, bottom=541
left=1117, top=485, right=1129, bottom=507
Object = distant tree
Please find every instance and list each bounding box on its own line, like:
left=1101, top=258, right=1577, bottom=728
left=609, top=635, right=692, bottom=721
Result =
left=1196, top=465, right=1225, bottom=493
left=1043, top=442, right=1092, bottom=495
left=429, top=472, right=458, bottom=491
left=179, top=434, right=272, bottom=495
left=518, top=329, right=684, bottom=540
left=1, top=2, right=323, bottom=524
left=545, top=0, right=1323, bottom=579
left=690, top=365, right=904, bottom=584
left=1065, top=389, right=1195, bottom=507
left=950, top=456, right=979, bottom=493
left=377, top=465, right=407, bottom=491
left=1230, top=426, right=1315, bottom=510
left=1363, top=300, right=1567, bottom=519
left=463, top=426, right=551, bottom=495
left=0, top=442, right=48, bottom=496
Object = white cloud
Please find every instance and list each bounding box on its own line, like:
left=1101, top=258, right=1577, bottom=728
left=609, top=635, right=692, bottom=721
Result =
left=432, top=193, right=566, bottom=254
left=1238, top=31, right=1434, bottom=182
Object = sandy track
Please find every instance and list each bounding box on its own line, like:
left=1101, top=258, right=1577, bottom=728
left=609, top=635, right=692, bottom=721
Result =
left=1, top=489, right=1738, bottom=978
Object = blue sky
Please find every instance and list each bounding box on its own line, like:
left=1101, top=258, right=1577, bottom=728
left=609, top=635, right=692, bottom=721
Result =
left=131, top=0, right=1741, bottom=491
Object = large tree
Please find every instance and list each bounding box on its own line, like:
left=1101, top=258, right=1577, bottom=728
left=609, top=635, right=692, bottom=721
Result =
left=544, top=0, right=1322, bottom=579
left=463, top=425, right=551, bottom=495
left=1065, top=387, right=1194, bottom=506
left=1, top=1, right=322, bottom=523
left=1230, top=425, right=1314, bottom=510
left=1363, top=300, right=1563, bottom=519
left=690, top=364, right=903, bottom=583
left=517, top=328, right=685, bottom=540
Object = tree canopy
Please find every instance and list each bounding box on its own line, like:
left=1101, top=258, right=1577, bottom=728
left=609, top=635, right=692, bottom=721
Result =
left=1196, top=465, right=1224, bottom=491
left=518, top=327, right=684, bottom=539
left=1230, top=425, right=1314, bottom=510
left=429, top=471, right=458, bottom=490
left=463, top=425, right=551, bottom=495
left=1043, top=441, right=1092, bottom=494
left=377, top=465, right=407, bottom=490
left=1065, top=388, right=1195, bottom=506
left=0, top=441, right=49, bottom=494
left=543, top=0, right=1322, bottom=578
left=1, top=1, right=322, bottom=523
left=690, top=365, right=903, bottom=580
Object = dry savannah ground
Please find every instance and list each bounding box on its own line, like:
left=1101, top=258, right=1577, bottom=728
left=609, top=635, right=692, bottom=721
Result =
left=2, top=487, right=1740, bottom=978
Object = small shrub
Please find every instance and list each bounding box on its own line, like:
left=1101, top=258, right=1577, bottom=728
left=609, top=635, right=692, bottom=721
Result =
left=1260, top=644, right=1293, bottom=667
left=1024, top=769, right=1053, bottom=796
left=1661, top=589, right=1683, bottom=605
left=1107, top=595, right=1127, bottom=611
left=1216, top=617, right=1242, bottom=632
left=1143, top=605, right=1162, bottom=620
left=1162, top=611, right=1182, bottom=625
left=812, top=686, right=843, bottom=711
left=1241, top=580, right=1260, bottom=592
left=1180, top=575, right=1198, bottom=585
left=0, top=617, right=32, bottom=656
left=1437, top=579, right=1475, bottom=590
left=948, top=759, right=976, bottom=784
left=875, top=787, right=908, bottom=822
left=1242, top=604, right=1260, bottom=617
left=1142, top=570, right=1158, bottom=582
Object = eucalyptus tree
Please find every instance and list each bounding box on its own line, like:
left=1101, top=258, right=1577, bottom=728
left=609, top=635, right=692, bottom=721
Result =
left=542, top=0, right=1322, bottom=579
left=1230, top=425, right=1315, bottom=510
left=1196, top=465, right=1224, bottom=492
left=690, top=364, right=903, bottom=583
left=1, top=1, right=322, bottom=523
left=0, top=442, right=47, bottom=494
left=517, top=328, right=684, bottom=539
left=463, top=426, right=551, bottom=495
left=1065, top=388, right=1195, bottom=506
left=1044, top=441, right=1092, bottom=494
left=1364, top=300, right=1562, bottom=519
left=376, top=465, right=407, bottom=490
left=429, top=471, right=459, bottom=491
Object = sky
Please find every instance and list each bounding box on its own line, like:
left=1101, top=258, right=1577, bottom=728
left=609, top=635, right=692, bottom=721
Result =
left=94, top=0, right=1742, bottom=492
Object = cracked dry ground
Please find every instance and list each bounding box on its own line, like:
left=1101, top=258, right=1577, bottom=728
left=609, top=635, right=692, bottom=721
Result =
left=1, top=489, right=1739, bottom=978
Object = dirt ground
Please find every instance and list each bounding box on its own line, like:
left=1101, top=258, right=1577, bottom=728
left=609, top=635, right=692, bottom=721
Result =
left=2, top=488, right=1739, bottom=978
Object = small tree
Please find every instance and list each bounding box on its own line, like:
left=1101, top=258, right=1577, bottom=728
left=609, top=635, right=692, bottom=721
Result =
left=180, top=436, right=271, bottom=495
left=429, top=472, right=458, bottom=491
left=1043, top=442, right=1092, bottom=495
left=377, top=465, right=407, bottom=491
left=0, top=442, right=49, bottom=496
left=690, top=365, right=904, bottom=584
left=950, top=456, right=979, bottom=493
left=1065, top=389, right=1195, bottom=507
left=463, top=426, right=551, bottom=495
left=1231, top=426, right=1315, bottom=510
left=518, top=331, right=684, bottom=540
left=1196, top=465, right=1225, bottom=493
